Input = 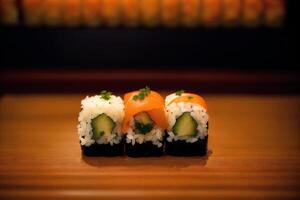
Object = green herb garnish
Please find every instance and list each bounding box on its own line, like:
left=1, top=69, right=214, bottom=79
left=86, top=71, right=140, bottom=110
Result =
left=132, top=86, right=151, bottom=101
left=188, top=96, right=194, bottom=100
left=100, top=90, right=112, bottom=100
left=176, top=89, right=185, bottom=96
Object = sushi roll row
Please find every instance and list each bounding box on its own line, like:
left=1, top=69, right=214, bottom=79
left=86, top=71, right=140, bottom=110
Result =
left=0, top=0, right=286, bottom=27
left=77, top=87, right=209, bottom=157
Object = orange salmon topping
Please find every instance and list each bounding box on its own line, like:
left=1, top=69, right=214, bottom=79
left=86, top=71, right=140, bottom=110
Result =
left=122, top=90, right=168, bottom=133
left=168, top=93, right=208, bottom=111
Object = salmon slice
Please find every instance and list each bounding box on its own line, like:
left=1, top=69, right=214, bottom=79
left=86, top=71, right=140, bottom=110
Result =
left=168, top=93, right=208, bottom=111
left=123, top=91, right=168, bottom=133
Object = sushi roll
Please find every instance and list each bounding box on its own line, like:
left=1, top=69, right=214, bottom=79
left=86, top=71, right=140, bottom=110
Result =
left=201, top=0, right=222, bottom=27
left=0, top=0, right=19, bottom=25
left=222, top=0, right=242, bottom=26
left=43, top=0, right=63, bottom=26
left=62, top=0, right=82, bottom=27
left=161, top=0, right=180, bottom=27
left=77, top=91, right=125, bottom=156
left=82, top=0, right=102, bottom=27
left=22, top=0, right=43, bottom=26
left=180, top=0, right=201, bottom=27
left=242, top=0, right=264, bottom=27
left=140, top=0, right=160, bottom=27
left=101, top=0, right=121, bottom=27
left=264, top=0, right=285, bottom=27
left=123, top=87, right=168, bottom=157
left=121, top=0, right=140, bottom=27
left=165, top=90, right=209, bottom=156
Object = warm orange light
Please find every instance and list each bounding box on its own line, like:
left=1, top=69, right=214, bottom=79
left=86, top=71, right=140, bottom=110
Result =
left=140, top=0, right=160, bottom=27
left=121, top=0, right=139, bottom=27
left=0, top=0, right=18, bottom=25
left=223, top=0, right=242, bottom=26
left=23, top=0, right=43, bottom=26
left=101, top=0, right=120, bottom=26
left=202, top=0, right=221, bottom=26
left=161, top=0, right=180, bottom=27
left=43, top=0, right=62, bottom=26
left=243, top=0, right=264, bottom=27
left=181, top=0, right=201, bottom=27
left=62, top=0, right=81, bottom=26
left=82, top=0, right=102, bottom=27
left=264, top=0, right=285, bottom=27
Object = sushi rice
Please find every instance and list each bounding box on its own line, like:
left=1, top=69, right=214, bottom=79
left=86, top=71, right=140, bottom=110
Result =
left=77, top=95, right=124, bottom=147
left=165, top=93, right=209, bottom=143
left=126, top=118, right=164, bottom=148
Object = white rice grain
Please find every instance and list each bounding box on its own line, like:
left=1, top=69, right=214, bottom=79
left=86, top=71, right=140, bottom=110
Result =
left=126, top=118, right=164, bottom=148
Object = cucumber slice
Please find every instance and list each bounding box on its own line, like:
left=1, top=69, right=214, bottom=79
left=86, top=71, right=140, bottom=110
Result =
left=172, top=112, right=198, bottom=137
left=91, top=113, right=116, bottom=140
left=134, top=112, right=154, bottom=134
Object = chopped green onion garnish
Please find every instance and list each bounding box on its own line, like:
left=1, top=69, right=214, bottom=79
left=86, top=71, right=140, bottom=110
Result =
left=100, top=90, right=112, bottom=100
left=133, top=86, right=151, bottom=101
left=176, top=89, right=185, bottom=96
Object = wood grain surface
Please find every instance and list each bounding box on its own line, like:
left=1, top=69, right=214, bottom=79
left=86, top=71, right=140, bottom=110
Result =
left=0, top=94, right=300, bottom=199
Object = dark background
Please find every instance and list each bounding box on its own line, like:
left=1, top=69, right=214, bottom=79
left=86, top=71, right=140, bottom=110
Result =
left=0, top=0, right=298, bottom=70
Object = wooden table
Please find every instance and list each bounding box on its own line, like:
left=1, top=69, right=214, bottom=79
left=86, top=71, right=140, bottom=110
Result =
left=0, top=94, right=300, bottom=199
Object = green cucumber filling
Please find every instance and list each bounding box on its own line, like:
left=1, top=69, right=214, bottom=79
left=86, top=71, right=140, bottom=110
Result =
left=91, top=113, right=116, bottom=140
left=172, top=112, right=198, bottom=137
left=134, top=112, right=154, bottom=134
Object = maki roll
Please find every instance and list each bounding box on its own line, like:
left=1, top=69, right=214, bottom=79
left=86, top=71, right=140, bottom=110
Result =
left=165, top=90, right=209, bottom=156
left=140, top=0, right=160, bottom=27
left=82, top=0, right=102, bottom=27
left=121, top=0, right=140, bottom=27
left=123, top=87, right=168, bottom=157
left=161, top=0, right=180, bottom=27
left=77, top=91, right=125, bottom=156
left=181, top=0, right=201, bottom=27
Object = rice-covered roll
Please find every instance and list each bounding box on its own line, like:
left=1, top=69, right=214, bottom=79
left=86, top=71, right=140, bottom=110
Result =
left=22, top=0, right=43, bottom=26
left=202, top=0, right=222, bottom=27
left=181, top=0, right=201, bottom=27
left=0, top=0, right=19, bottom=25
left=78, top=91, right=125, bottom=156
left=121, top=0, right=139, bottom=27
left=140, top=0, right=160, bottom=27
left=264, top=0, right=285, bottom=27
left=101, top=0, right=120, bottom=27
left=223, top=0, right=242, bottom=27
left=82, top=0, right=102, bottom=27
left=161, top=0, right=180, bottom=27
left=242, top=0, right=264, bottom=27
left=123, top=87, right=168, bottom=157
left=62, top=0, right=81, bottom=27
left=43, top=0, right=62, bottom=26
left=165, top=90, right=209, bottom=156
